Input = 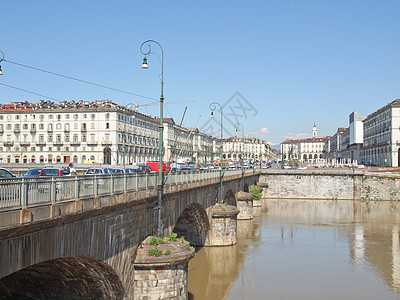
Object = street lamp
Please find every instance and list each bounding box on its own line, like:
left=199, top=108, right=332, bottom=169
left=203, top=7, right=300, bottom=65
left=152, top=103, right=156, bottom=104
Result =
left=247, top=133, right=256, bottom=184
left=140, top=40, right=164, bottom=237
left=0, top=50, right=4, bottom=76
left=210, top=102, right=223, bottom=202
left=235, top=122, right=245, bottom=191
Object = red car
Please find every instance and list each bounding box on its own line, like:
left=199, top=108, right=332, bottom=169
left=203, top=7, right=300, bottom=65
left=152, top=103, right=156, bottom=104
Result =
left=145, top=162, right=170, bottom=172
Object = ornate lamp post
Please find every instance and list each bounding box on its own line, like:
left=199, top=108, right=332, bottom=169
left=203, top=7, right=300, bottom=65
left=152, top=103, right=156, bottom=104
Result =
left=247, top=134, right=256, bottom=183
left=140, top=40, right=164, bottom=237
left=210, top=102, right=223, bottom=202
left=235, top=123, right=245, bottom=191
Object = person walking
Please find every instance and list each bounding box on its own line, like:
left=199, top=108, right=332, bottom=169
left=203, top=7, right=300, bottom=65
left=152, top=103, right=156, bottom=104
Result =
left=68, top=162, right=77, bottom=176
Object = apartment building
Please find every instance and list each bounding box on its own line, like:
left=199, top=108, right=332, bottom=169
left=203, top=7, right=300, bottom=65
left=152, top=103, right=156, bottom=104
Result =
left=223, top=136, right=277, bottom=163
left=281, top=124, right=326, bottom=162
left=360, top=99, right=400, bottom=167
left=0, top=100, right=219, bottom=166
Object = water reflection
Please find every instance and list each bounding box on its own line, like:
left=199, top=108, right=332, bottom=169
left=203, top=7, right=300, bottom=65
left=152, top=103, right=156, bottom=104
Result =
left=188, top=199, right=400, bottom=299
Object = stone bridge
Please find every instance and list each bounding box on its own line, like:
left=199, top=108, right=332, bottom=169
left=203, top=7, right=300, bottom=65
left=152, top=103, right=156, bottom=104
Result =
left=0, top=171, right=259, bottom=298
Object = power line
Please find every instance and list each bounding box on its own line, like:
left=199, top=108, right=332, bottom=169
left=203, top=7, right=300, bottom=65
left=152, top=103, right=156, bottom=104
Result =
left=0, top=82, right=61, bottom=102
left=4, top=59, right=159, bottom=103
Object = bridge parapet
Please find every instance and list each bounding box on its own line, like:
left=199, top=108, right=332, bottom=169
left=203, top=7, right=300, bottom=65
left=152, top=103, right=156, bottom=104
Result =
left=0, top=170, right=260, bottom=230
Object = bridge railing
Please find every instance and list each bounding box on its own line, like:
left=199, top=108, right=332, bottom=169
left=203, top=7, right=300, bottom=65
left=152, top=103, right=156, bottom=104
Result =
left=0, top=169, right=257, bottom=211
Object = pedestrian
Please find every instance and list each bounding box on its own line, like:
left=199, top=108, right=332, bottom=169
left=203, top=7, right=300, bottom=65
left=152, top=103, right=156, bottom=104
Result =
left=68, top=162, right=77, bottom=175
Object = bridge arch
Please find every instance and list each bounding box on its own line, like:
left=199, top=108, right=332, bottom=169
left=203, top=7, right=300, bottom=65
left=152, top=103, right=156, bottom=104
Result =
left=0, top=256, right=124, bottom=299
left=173, top=203, right=209, bottom=246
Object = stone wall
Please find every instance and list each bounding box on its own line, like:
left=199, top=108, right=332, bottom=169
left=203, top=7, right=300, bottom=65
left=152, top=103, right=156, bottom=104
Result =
left=362, top=174, right=400, bottom=201
left=259, top=171, right=400, bottom=201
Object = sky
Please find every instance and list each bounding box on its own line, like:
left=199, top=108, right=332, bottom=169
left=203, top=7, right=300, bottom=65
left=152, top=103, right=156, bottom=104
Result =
left=1, top=0, right=399, bottom=147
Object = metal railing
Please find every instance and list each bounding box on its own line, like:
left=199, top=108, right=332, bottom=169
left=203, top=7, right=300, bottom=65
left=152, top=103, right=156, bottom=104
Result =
left=0, top=169, right=256, bottom=211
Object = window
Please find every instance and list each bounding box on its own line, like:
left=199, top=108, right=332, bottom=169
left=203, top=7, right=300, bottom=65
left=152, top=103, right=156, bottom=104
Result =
left=57, top=114, right=61, bottom=121
left=48, top=135, right=53, bottom=142
left=65, top=135, right=70, bottom=142
left=6, top=124, right=11, bottom=130
left=73, top=135, right=78, bottom=143
left=56, top=135, right=61, bottom=142
left=65, top=114, right=70, bottom=119
left=23, top=124, right=28, bottom=130
left=82, top=134, right=87, bottom=142
left=48, top=123, right=53, bottom=131
left=39, top=135, right=44, bottom=142
left=73, top=114, right=78, bottom=120
left=106, top=123, right=110, bottom=129
left=83, top=114, right=87, bottom=119
left=56, top=123, right=62, bottom=130
left=91, top=114, right=95, bottom=120
left=48, top=115, right=53, bottom=119
left=39, top=123, right=44, bottom=130
left=15, top=115, right=20, bottom=120
left=105, top=113, right=110, bottom=120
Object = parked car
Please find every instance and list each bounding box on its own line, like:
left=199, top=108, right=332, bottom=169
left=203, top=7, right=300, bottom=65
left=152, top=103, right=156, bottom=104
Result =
left=85, top=168, right=115, bottom=175
left=146, top=162, right=170, bottom=172
left=40, top=168, right=64, bottom=177
left=112, top=168, right=125, bottom=174
left=138, top=165, right=152, bottom=173
left=21, top=168, right=43, bottom=178
left=180, top=166, right=196, bottom=172
left=123, top=168, right=139, bottom=174
left=0, top=168, right=16, bottom=179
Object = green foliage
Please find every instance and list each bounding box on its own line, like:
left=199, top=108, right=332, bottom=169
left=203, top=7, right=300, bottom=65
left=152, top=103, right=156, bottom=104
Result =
left=180, top=236, right=186, bottom=244
left=170, top=232, right=178, bottom=242
left=164, top=250, right=171, bottom=256
left=148, top=249, right=163, bottom=257
left=149, top=237, right=158, bottom=246
left=224, top=202, right=228, bottom=206
left=186, top=242, right=192, bottom=251
left=251, top=185, right=261, bottom=200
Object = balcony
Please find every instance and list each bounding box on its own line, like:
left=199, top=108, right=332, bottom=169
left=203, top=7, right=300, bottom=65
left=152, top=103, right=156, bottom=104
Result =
left=13, top=128, right=20, bottom=133
left=87, top=141, right=98, bottom=146
left=54, top=141, right=64, bottom=146
left=20, top=141, right=31, bottom=146
left=30, top=128, right=36, bottom=134
left=70, top=141, right=81, bottom=146
left=3, top=141, right=13, bottom=147
left=36, top=141, right=46, bottom=146
left=81, top=128, right=87, bottom=133
left=101, top=141, right=113, bottom=146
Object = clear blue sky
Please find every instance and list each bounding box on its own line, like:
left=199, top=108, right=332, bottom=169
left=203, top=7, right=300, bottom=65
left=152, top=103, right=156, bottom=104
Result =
left=1, top=0, right=399, bottom=146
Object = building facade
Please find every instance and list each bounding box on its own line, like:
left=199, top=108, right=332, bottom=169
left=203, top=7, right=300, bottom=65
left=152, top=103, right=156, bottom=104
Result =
left=223, top=136, right=277, bottom=163
left=0, top=100, right=218, bottom=166
left=281, top=124, right=326, bottom=162
left=360, top=99, right=400, bottom=167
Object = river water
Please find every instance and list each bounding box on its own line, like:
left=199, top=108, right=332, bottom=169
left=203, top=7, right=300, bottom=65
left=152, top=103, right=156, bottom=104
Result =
left=188, top=199, right=400, bottom=299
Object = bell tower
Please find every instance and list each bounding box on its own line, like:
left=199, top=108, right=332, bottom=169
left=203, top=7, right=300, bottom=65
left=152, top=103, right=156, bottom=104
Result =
left=312, top=123, right=317, bottom=138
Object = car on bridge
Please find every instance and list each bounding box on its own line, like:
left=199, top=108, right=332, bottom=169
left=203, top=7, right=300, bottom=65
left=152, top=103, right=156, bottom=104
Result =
left=85, top=168, right=115, bottom=175
left=0, top=168, right=16, bottom=179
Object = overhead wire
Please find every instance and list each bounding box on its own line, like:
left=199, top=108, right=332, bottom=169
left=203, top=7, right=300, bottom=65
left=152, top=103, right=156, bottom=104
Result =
left=0, top=82, right=61, bottom=102
left=3, top=59, right=160, bottom=103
